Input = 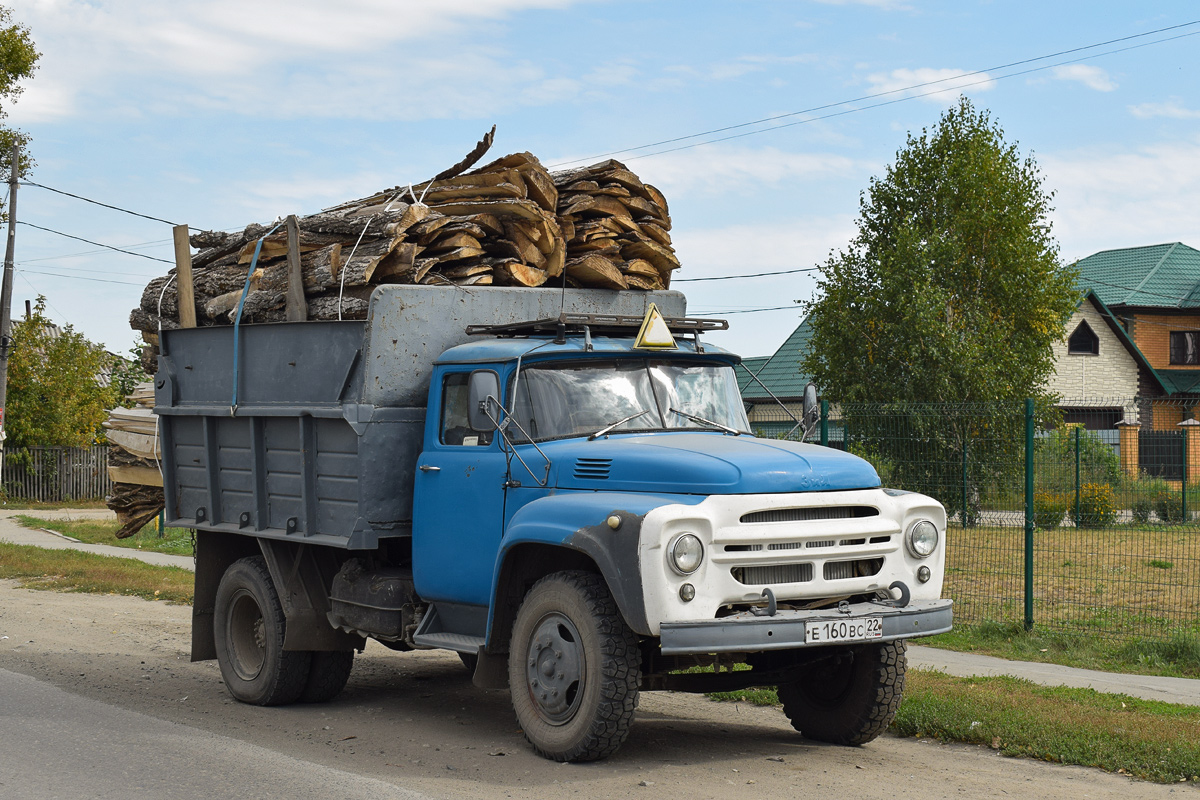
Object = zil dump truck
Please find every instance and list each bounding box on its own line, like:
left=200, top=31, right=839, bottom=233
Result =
left=154, top=284, right=951, bottom=762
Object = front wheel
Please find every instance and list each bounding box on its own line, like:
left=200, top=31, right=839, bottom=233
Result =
left=508, top=571, right=640, bottom=762
left=213, top=556, right=312, bottom=706
left=777, top=640, right=906, bottom=745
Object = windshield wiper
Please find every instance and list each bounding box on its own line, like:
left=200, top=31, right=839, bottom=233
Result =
left=589, top=409, right=652, bottom=441
left=669, top=407, right=741, bottom=436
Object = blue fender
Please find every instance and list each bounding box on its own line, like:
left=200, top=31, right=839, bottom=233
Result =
left=490, top=491, right=704, bottom=639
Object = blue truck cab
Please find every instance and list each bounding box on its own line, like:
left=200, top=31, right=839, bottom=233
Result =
left=156, top=284, right=951, bottom=762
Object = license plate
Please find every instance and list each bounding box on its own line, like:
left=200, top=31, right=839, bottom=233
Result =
left=806, top=617, right=883, bottom=644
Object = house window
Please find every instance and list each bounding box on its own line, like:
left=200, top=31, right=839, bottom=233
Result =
left=1067, top=321, right=1099, bottom=355
left=1170, top=331, right=1200, bottom=365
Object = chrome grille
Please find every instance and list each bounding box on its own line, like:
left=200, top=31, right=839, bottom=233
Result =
left=824, top=558, right=884, bottom=580
left=740, top=506, right=878, bottom=523
left=732, top=563, right=814, bottom=585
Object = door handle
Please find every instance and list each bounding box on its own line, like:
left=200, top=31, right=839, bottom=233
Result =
left=419, top=465, right=440, bottom=472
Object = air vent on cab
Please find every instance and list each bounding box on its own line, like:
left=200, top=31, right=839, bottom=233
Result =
left=573, top=458, right=613, bottom=480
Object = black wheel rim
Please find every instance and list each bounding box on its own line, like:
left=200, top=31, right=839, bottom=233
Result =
left=524, top=612, right=585, bottom=725
left=227, top=588, right=266, bottom=681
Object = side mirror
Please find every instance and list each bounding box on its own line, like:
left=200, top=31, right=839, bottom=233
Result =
left=802, top=383, right=820, bottom=435
left=467, top=370, right=501, bottom=432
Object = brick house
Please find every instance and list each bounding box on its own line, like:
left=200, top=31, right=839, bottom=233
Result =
left=1070, top=242, right=1200, bottom=430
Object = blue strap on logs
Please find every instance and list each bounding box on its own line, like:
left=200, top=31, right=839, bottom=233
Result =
left=231, top=220, right=284, bottom=416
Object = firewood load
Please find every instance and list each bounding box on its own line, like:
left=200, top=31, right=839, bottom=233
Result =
left=128, top=133, right=679, bottom=353
left=551, top=159, right=676, bottom=291
left=102, top=383, right=165, bottom=538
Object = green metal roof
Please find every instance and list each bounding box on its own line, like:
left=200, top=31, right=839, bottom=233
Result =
left=1155, top=370, right=1200, bottom=395
left=740, top=318, right=814, bottom=400
left=735, top=356, right=771, bottom=393
left=1076, top=242, right=1200, bottom=308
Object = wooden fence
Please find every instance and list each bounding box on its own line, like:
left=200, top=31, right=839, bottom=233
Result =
left=2, top=446, right=111, bottom=502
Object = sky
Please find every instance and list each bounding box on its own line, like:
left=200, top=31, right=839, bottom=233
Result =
left=4, top=0, right=1200, bottom=359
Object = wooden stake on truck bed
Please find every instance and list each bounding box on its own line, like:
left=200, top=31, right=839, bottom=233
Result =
left=172, top=224, right=197, bottom=328
left=285, top=215, right=308, bottom=322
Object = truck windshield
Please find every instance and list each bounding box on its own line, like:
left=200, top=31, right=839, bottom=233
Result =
left=507, top=360, right=751, bottom=442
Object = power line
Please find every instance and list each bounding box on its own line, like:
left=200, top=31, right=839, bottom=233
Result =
left=17, top=273, right=73, bottom=326
left=695, top=305, right=801, bottom=315
left=17, top=267, right=145, bottom=286
left=19, top=180, right=179, bottom=226
left=675, top=267, right=819, bottom=283
left=19, top=238, right=173, bottom=265
left=551, top=21, right=1200, bottom=168
left=16, top=221, right=174, bottom=264
left=15, top=260, right=159, bottom=278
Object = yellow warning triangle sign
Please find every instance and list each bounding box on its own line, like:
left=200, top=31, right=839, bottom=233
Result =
left=633, top=303, right=677, bottom=350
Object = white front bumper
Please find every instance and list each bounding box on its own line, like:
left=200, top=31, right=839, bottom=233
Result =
left=638, top=489, right=947, bottom=636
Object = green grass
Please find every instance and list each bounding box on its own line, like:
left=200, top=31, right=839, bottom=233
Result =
left=0, top=541, right=193, bottom=603
left=18, top=514, right=194, bottom=556
left=924, top=621, right=1200, bottom=679
left=0, top=498, right=108, bottom=510
left=894, top=671, right=1200, bottom=784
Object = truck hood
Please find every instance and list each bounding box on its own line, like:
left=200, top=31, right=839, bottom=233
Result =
left=540, top=433, right=880, bottom=495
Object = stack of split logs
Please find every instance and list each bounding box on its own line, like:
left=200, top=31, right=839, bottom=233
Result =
left=102, top=383, right=165, bottom=538
left=128, top=129, right=677, bottom=358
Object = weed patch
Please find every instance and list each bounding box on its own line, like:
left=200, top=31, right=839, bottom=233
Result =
left=0, top=542, right=193, bottom=603
left=894, top=671, right=1200, bottom=784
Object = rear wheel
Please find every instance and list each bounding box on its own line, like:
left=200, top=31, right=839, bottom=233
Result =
left=300, top=650, right=354, bottom=703
left=777, top=641, right=906, bottom=745
left=508, top=571, right=640, bottom=762
left=214, top=556, right=312, bottom=706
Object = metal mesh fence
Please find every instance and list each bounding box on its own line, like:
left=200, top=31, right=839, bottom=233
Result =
left=748, top=397, right=1200, bottom=643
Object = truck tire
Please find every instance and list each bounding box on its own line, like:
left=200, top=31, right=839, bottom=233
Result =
left=508, top=571, right=640, bottom=762
left=777, top=640, right=906, bottom=746
left=214, top=556, right=312, bottom=706
left=300, top=650, right=354, bottom=703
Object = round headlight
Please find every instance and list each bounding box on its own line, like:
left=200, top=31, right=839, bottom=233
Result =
left=907, top=520, right=939, bottom=558
left=669, top=533, right=704, bottom=574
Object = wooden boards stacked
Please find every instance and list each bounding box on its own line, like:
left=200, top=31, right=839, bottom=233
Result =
left=552, top=159, right=677, bottom=291
left=102, top=383, right=165, bottom=538
left=128, top=139, right=681, bottom=350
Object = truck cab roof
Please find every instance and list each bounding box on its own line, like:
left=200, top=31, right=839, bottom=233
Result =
left=434, top=335, right=741, bottom=366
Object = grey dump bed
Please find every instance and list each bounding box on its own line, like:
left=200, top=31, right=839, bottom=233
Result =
left=155, top=285, right=686, bottom=549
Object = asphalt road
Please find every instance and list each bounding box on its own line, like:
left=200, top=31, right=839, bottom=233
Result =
left=0, top=667, right=430, bottom=800
left=1, top=581, right=1194, bottom=800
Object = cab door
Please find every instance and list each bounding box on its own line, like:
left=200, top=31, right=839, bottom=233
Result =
left=411, top=369, right=508, bottom=607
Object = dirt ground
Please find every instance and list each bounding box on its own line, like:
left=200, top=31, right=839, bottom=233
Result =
left=0, top=579, right=1194, bottom=799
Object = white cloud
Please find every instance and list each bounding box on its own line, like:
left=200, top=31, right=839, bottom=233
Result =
left=668, top=54, right=817, bottom=82
left=627, top=144, right=873, bottom=197
left=1051, top=64, right=1116, bottom=92
left=865, top=68, right=995, bottom=103
left=1043, top=138, right=1200, bottom=260
left=1128, top=98, right=1200, bottom=119
left=7, top=0, right=594, bottom=121
left=5, top=77, right=75, bottom=123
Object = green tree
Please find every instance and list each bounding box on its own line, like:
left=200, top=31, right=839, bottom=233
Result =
left=5, top=297, right=120, bottom=448
left=803, top=97, right=1077, bottom=404
left=0, top=6, right=38, bottom=189
left=802, top=98, right=1078, bottom=521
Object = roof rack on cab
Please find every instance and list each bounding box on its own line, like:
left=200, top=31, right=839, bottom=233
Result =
left=466, top=312, right=728, bottom=340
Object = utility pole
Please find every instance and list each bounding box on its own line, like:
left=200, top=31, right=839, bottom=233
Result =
left=0, top=142, right=19, bottom=467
